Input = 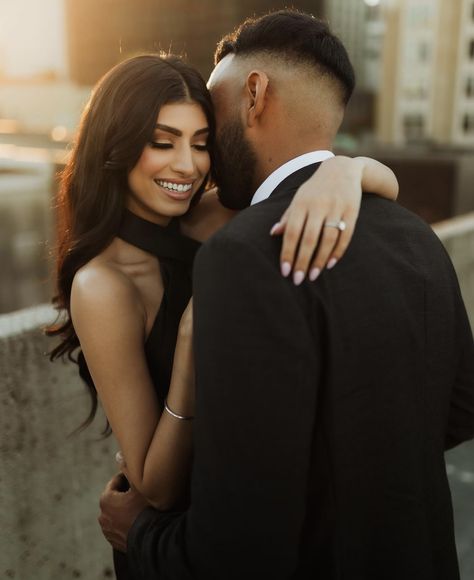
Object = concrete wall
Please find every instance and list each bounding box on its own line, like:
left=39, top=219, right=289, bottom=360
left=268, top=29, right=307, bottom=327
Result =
left=0, top=213, right=473, bottom=579
left=0, top=305, right=116, bottom=579
left=433, top=212, right=474, bottom=327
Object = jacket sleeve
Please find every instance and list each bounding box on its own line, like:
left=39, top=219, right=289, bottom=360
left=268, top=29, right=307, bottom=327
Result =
left=127, top=231, right=322, bottom=579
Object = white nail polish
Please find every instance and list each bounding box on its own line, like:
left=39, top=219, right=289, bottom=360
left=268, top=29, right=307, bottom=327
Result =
left=270, top=222, right=280, bottom=235
left=293, top=271, right=305, bottom=286
left=327, top=258, right=338, bottom=270
left=309, top=268, right=321, bottom=281
left=281, top=262, right=291, bottom=277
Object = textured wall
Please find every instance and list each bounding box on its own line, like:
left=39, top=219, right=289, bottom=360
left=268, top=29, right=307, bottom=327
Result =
left=0, top=212, right=473, bottom=579
left=0, top=305, right=116, bottom=579
left=433, top=212, right=474, bottom=328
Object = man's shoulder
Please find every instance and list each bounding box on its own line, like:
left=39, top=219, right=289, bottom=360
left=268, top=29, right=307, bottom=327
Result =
left=359, top=194, right=443, bottom=245
left=337, top=193, right=453, bottom=282
left=202, top=195, right=287, bottom=253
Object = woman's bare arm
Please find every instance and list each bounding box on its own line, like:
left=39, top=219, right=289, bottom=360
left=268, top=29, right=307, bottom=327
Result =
left=71, top=266, right=195, bottom=509
left=182, top=156, right=398, bottom=284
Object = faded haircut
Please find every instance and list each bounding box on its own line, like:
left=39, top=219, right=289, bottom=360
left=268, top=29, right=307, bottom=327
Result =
left=215, top=9, right=355, bottom=105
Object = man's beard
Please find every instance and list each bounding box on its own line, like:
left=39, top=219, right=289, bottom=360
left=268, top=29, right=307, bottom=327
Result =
left=214, top=118, right=258, bottom=210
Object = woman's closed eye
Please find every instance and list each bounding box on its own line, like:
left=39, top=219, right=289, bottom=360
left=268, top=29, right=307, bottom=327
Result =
left=149, top=141, right=208, bottom=151
left=192, top=143, right=209, bottom=152
left=150, top=141, right=173, bottom=149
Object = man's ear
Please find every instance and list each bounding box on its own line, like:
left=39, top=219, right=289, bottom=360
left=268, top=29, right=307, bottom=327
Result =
left=245, top=70, right=269, bottom=127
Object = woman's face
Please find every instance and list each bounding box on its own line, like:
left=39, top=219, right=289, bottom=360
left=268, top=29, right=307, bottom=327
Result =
left=127, top=101, right=211, bottom=225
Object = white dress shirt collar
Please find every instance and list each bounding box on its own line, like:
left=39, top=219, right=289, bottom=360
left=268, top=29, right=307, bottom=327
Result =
left=250, top=150, right=334, bottom=206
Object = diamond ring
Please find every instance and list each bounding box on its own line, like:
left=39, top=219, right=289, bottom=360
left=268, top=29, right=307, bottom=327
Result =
left=324, top=220, right=346, bottom=231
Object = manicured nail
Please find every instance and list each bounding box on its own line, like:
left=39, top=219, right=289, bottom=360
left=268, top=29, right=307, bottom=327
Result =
left=270, top=222, right=281, bottom=235
left=293, top=270, right=305, bottom=286
left=327, top=258, right=338, bottom=270
left=281, top=262, right=291, bottom=277
left=309, top=268, right=321, bottom=281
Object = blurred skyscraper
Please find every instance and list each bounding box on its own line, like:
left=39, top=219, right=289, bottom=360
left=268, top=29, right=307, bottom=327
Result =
left=323, top=1, right=385, bottom=139
left=65, top=0, right=325, bottom=85
left=377, top=0, right=474, bottom=147
left=326, top=0, right=384, bottom=92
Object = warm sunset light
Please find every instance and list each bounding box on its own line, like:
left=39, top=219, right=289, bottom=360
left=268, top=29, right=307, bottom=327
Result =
left=50, top=125, right=68, bottom=142
left=0, top=0, right=67, bottom=79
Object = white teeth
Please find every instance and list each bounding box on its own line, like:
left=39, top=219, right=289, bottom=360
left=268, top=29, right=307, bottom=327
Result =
left=156, top=180, right=192, bottom=193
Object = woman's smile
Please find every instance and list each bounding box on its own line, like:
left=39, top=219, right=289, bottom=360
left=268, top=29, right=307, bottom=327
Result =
left=154, top=179, right=195, bottom=200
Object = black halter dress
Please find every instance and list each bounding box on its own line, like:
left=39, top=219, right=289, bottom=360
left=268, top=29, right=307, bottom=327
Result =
left=76, top=209, right=201, bottom=580
left=78, top=209, right=201, bottom=406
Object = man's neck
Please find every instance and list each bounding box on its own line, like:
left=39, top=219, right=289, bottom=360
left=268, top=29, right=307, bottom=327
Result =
left=250, top=150, right=334, bottom=206
left=253, top=140, right=333, bottom=189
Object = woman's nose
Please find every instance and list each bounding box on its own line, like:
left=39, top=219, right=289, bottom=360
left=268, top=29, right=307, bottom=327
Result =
left=171, top=144, right=195, bottom=176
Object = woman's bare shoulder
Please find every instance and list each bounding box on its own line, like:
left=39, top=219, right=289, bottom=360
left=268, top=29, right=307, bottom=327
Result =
left=71, top=258, right=145, bottom=333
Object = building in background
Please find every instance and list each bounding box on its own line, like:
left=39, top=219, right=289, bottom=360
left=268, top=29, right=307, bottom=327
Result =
left=325, top=0, right=385, bottom=139
left=66, top=0, right=325, bottom=84
left=326, top=0, right=380, bottom=92
left=377, top=0, right=474, bottom=147
left=0, top=0, right=325, bottom=134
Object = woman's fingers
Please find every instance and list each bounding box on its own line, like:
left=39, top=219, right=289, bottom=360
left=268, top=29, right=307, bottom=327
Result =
left=274, top=193, right=360, bottom=282
left=279, top=205, right=307, bottom=277
left=288, top=215, right=324, bottom=284
left=270, top=208, right=290, bottom=236
left=307, top=218, right=344, bottom=275
left=308, top=211, right=356, bottom=276
left=325, top=209, right=357, bottom=264
left=278, top=209, right=358, bottom=284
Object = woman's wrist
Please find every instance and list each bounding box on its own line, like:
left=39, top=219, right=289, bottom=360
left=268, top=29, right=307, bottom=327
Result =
left=164, top=399, right=194, bottom=420
left=353, top=156, right=399, bottom=200
left=322, top=155, right=364, bottom=186
left=165, top=392, right=194, bottom=418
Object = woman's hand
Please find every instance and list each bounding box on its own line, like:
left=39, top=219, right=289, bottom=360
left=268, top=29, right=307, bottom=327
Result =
left=271, top=156, right=398, bottom=284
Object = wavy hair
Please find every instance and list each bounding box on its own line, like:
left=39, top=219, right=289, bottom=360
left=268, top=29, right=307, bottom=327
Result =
left=46, top=54, right=215, bottom=434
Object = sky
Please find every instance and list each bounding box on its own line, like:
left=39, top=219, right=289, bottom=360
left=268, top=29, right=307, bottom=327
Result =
left=0, top=0, right=67, bottom=78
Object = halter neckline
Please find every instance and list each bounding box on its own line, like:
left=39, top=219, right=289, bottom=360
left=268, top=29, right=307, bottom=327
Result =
left=117, top=209, right=201, bottom=263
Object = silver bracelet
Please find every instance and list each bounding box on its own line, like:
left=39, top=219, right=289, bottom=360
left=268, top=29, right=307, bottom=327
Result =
left=164, top=399, right=194, bottom=421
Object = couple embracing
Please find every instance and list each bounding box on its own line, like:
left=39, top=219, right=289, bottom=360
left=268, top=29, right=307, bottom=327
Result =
left=49, top=9, right=474, bottom=580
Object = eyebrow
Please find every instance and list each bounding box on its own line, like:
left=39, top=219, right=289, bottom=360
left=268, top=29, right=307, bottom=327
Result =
left=155, top=124, right=209, bottom=137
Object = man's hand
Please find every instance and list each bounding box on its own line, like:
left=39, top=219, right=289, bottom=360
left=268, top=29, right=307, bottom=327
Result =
left=98, top=473, right=149, bottom=552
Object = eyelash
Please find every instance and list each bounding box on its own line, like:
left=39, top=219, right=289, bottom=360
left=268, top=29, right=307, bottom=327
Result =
left=149, top=142, right=209, bottom=151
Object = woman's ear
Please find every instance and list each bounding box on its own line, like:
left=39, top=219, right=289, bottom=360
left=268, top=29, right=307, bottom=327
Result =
left=245, top=70, right=269, bottom=128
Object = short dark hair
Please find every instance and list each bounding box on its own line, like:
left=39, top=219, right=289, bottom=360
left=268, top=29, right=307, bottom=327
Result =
left=215, top=10, right=355, bottom=104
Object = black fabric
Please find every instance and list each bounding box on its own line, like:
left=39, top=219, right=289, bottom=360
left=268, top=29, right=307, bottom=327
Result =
left=118, top=210, right=200, bottom=406
left=127, top=165, right=474, bottom=579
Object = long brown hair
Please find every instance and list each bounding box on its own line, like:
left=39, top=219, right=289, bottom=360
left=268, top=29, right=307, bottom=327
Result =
left=47, top=54, right=215, bottom=434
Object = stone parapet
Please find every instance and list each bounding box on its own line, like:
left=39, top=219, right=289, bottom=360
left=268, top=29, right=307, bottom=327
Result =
left=0, top=305, right=115, bottom=579
left=433, top=212, right=474, bottom=327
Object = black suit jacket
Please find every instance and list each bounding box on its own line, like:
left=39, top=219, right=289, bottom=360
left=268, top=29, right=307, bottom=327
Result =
left=127, top=164, right=474, bottom=579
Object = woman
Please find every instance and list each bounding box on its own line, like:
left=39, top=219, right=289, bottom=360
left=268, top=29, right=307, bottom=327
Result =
left=48, top=54, right=398, bottom=577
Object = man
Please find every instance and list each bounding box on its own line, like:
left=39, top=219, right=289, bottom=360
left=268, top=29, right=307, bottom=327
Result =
left=99, top=10, right=474, bottom=579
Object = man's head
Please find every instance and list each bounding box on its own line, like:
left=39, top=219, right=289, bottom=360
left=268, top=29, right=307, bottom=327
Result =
left=208, top=10, right=355, bottom=209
